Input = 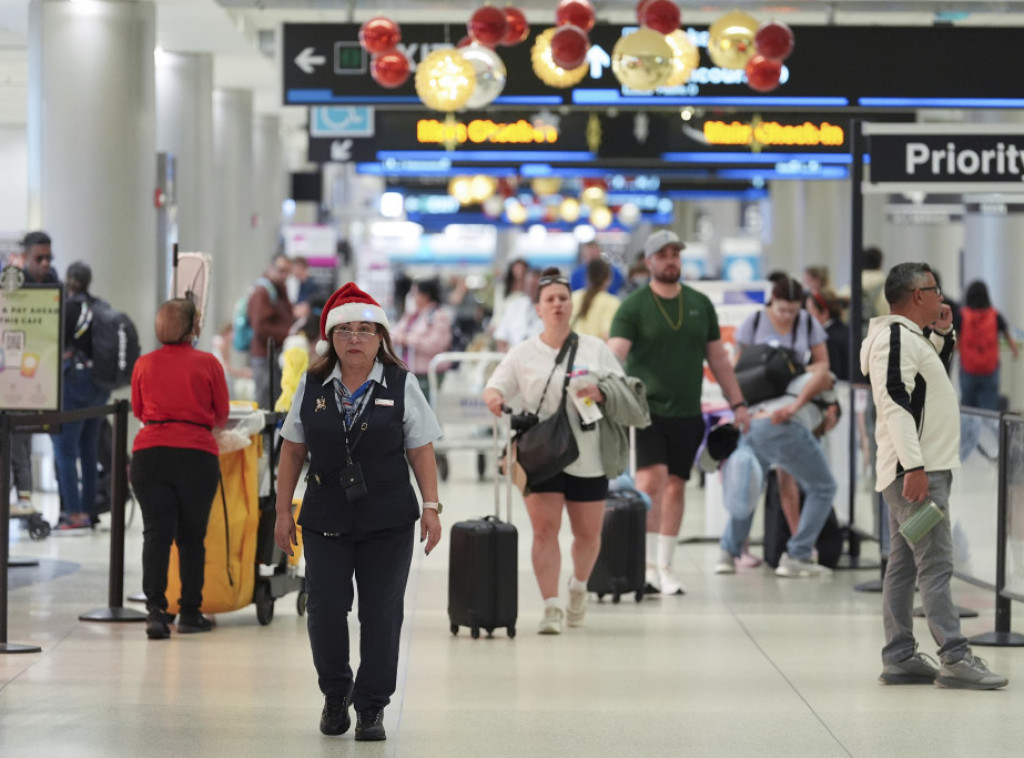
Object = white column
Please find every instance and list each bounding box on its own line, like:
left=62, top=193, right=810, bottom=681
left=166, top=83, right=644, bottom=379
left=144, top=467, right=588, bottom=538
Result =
left=156, top=51, right=214, bottom=259
left=252, top=114, right=286, bottom=268
left=28, top=0, right=156, bottom=347
left=212, top=88, right=254, bottom=336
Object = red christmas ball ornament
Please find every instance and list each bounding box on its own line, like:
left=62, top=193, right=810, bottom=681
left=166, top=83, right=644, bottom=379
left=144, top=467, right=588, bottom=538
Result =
left=371, top=51, right=410, bottom=89
left=556, top=0, right=595, bottom=34
left=457, top=35, right=474, bottom=48
left=550, top=24, right=589, bottom=70
left=501, top=6, right=530, bottom=46
left=641, top=0, right=681, bottom=36
left=636, top=0, right=655, bottom=24
left=745, top=55, right=782, bottom=92
left=468, top=6, right=509, bottom=48
left=754, top=20, right=794, bottom=61
left=359, top=17, right=401, bottom=55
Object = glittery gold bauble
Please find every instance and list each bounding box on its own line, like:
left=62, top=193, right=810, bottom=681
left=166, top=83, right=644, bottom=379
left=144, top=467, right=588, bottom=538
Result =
left=415, top=48, right=476, bottom=112
left=707, top=11, right=758, bottom=70
left=665, top=29, right=700, bottom=87
left=611, top=27, right=673, bottom=92
left=531, top=27, right=589, bottom=88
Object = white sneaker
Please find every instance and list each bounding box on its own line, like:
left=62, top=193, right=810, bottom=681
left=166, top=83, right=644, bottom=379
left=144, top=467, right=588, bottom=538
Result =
left=714, top=549, right=737, bottom=575
left=566, top=581, right=588, bottom=627
left=775, top=553, right=832, bottom=578
left=657, top=566, right=685, bottom=595
left=538, top=606, right=564, bottom=635
left=644, top=567, right=661, bottom=594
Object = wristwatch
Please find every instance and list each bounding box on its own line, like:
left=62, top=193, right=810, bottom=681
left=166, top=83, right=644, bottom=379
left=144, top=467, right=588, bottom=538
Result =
left=423, top=501, right=443, bottom=514
left=731, top=401, right=749, bottom=411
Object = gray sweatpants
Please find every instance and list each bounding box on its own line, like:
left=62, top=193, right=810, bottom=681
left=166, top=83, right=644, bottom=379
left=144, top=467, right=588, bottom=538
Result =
left=881, top=470, right=969, bottom=665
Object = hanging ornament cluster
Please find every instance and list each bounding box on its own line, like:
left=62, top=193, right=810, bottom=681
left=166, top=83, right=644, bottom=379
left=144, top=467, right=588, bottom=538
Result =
left=611, top=1, right=690, bottom=92
left=707, top=10, right=794, bottom=92
left=359, top=18, right=411, bottom=89
left=533, top=0, right=595, bottom=88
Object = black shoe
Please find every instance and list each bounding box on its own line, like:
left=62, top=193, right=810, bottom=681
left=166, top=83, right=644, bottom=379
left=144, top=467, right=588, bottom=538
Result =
left=146, top=609, right=170, bottom=640
left=320, top=694, right=352, bottom=736
left=354, top=708, right=386, bottom=741
left=177, top=612, right=214, bottom=634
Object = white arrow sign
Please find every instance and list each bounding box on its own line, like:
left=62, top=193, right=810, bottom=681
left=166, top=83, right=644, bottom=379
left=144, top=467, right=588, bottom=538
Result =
left=330, top=139, right=353, bottom=162
left=587, top=44, right=611, bottom=79
left=295, top=46, right=326, bottom=74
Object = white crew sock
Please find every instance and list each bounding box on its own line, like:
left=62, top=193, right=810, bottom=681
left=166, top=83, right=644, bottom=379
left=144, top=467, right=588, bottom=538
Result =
left=657, top=534, right=677, bottom=570
left=646, top=532, right=659, bottom=569
left=544, top=596, right=561, bottom=610
left=568, top=576, right=587, bottom=593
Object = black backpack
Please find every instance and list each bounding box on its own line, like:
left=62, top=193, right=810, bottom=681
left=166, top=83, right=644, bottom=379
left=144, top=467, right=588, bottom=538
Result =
left=82, top=298, right=141, bottom=392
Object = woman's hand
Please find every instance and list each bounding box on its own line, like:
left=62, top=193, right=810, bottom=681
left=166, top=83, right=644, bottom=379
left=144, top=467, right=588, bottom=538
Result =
left=770, top=402, right=800, bottom=425
left=483, top=388, right=505, bottom=417
left=274, top=510, right=297, bottom=557
left=420, top=508, right=442, bottom=555
left=574, top=383, right=604, bottom=404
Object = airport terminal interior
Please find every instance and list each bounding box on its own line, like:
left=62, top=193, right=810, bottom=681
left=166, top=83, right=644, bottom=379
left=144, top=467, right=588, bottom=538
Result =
left=8, top=1, right=1024, bottom=757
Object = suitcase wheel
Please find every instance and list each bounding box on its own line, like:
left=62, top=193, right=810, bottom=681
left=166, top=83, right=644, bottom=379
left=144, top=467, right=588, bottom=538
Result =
left=450, top=623, right=459, bottom=636
left=296, top=590, right=308, bottom=617
left=507, top=625, right=516, bottom=639
left=28, top=514, right=51, bottom=541
left=596, top=592, right=605, bottom=602
left=634, top=590, right=644, bottom=603
left=471, top=626, right=481, bottom=639
left=485, top=628, right=494, bottom=638
left=254, top=582, right=275, bottom=625
left=612, top=592, right=622, bottom=604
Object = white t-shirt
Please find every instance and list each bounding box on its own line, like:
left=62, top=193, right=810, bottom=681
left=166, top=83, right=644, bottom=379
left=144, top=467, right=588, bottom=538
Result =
left=493, top=294, right=542, bottom=347
left=485, top=333, right=625, bottom=478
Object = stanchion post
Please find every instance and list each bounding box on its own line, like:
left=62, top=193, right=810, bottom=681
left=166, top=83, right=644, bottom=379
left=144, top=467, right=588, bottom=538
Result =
left=79, top=400, right=145, bottom=623
left=0, top=412, right=41, bottom=653
left=972, top=412, right=1024, bottom=646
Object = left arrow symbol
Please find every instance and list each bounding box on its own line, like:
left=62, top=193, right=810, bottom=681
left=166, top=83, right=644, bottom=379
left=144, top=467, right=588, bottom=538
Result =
left=295, top=47, right=326, bottom=74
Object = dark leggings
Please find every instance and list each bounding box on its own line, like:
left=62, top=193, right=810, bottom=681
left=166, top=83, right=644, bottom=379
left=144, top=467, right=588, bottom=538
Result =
left=131, top=447, right=220, bottom=613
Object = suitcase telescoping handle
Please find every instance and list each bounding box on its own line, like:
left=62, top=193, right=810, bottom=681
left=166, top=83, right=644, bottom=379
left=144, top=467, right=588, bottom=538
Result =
left=492, top=406, right=515, bottom=524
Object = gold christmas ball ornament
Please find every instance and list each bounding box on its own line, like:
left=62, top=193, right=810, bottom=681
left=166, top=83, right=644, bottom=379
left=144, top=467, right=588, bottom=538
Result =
left=531, top=176, right=562, bottom=197
left=580, top=185, right=607, bottom=208
left=589, top=205, right=613, bottom=230
left=532, top=27, right=590, bottom=89
left=665, top=29, right=700, bottom=87
left=559, top=197, right=581, bottom=223
left=611, top=27, right=674, bottom=92
left=707, top=11, right=758, bottom=70
left=415, top=48, right=476, bottom=112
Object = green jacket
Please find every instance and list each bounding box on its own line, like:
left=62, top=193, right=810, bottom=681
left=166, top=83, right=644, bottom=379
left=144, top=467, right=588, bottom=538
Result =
left=595, top=374, right=651, bottom=479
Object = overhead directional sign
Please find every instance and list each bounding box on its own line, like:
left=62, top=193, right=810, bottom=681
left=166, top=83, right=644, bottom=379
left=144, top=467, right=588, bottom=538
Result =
left=284, top=23, right=1024, bottom=110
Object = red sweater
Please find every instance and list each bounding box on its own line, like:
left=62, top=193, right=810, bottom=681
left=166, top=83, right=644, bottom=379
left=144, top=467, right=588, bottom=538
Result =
left=131, top=343, right=230, bottom=457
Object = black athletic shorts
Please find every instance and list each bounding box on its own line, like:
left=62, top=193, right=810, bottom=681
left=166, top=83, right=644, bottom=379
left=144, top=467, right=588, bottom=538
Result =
left=634, top=414, right=707, bottom=480
left=529, top=472, right=609, bottom=502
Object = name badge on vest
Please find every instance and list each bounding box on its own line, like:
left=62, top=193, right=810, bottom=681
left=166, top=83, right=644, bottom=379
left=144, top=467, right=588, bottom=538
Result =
left=375, top=398, right=394, bottom=406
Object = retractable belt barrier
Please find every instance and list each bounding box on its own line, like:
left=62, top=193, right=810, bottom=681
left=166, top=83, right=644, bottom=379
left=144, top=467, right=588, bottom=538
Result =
left=1, top=399, right=140, bottom=655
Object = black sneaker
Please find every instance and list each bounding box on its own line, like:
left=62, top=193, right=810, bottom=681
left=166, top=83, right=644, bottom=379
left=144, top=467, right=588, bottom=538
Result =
left=354, top=708, right=386, bottom=741
left=177, top=613, right=215, bottom=634
left=146, top=609, right=170, bottom=640
left=320, top=695, right=352, bottom=736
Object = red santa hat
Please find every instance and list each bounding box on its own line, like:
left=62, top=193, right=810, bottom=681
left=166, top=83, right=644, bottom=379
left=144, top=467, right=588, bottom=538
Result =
left=315, top=282, right=390, bottom=356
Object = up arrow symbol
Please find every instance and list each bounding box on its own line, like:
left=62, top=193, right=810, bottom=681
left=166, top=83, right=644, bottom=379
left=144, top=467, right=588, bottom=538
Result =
left=295, top=47, right=326, bottom=74
left=587, top=44, right=611, bottom=79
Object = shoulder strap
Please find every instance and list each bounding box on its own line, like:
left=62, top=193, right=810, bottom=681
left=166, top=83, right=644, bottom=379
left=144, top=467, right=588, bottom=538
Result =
left=753, top=309, right=761, bottom=335
left=533, top=333, right=579, bottom=415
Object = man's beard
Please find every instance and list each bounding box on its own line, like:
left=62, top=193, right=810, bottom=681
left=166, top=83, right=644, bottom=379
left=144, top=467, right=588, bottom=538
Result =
left=652, top=268, right=680, bottom=284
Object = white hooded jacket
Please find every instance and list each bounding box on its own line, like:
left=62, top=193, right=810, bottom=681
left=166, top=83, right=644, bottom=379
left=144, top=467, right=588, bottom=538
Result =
left=859, top=314, right=960, bottom=492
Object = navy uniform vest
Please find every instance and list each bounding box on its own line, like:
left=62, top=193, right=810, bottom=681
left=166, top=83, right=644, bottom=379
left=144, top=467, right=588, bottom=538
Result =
left=298, top=364, right=418, bottom=535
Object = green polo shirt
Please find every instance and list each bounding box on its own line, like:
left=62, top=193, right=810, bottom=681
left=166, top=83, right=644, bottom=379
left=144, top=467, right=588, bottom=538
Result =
left=609, top=283, right=720, bottom=417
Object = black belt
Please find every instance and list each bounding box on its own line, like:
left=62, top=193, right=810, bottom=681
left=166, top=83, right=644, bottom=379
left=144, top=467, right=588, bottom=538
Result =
left=148, top=419, right=212, bottom=431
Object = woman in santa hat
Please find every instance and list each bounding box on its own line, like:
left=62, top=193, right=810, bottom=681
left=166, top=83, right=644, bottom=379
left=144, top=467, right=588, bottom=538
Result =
left=274, top=282, right=442, bottom=742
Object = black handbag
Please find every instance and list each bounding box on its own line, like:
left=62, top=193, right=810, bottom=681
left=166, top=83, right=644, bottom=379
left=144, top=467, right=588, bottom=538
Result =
left=734, top=344, right=804, bottom=406
left=514, top=333, right=580, bottom=489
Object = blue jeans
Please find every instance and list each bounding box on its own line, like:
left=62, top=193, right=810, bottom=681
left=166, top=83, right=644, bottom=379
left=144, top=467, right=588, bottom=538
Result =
left=51, top=365, right=109, bottom=517
left=960, top=368, right=1000, bottom=411
left=720, top=418, right=837, bottom=561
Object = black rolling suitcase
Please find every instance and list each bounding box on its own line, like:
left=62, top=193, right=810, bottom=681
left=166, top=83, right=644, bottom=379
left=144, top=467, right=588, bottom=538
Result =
left=447, top=412, right=518, bottom=639
left=762, top=469, right=843, bottom=569
left=588, top=489, right=646, bottom=603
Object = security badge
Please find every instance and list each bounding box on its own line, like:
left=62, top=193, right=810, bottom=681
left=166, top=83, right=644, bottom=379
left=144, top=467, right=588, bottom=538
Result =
left=315, top=396, right=327, bottom=412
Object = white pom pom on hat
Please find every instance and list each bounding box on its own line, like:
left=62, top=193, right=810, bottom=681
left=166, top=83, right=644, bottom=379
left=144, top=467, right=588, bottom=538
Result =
left=314, top=282, right=389, bottom=356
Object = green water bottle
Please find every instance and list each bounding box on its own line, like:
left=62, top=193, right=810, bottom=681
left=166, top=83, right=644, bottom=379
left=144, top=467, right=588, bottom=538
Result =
left=898, top=500, right=945, bottom=545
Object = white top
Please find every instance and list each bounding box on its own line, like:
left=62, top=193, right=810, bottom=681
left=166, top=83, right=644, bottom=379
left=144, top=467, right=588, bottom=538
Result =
left=485, top=333, right=625, bottom=478
left=493, top=294, right=542, bottom=347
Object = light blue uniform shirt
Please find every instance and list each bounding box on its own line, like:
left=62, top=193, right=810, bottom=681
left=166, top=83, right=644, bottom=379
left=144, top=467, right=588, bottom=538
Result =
left=280, top=360, right=443, bottom=449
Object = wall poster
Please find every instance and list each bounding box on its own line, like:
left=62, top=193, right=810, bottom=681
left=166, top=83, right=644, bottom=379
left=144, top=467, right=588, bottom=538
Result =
left=0, top=279, right=63, bottom=412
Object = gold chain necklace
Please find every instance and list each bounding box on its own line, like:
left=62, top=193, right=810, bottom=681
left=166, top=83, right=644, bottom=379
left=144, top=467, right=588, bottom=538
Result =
left=651, top=287, right=683, bottom=331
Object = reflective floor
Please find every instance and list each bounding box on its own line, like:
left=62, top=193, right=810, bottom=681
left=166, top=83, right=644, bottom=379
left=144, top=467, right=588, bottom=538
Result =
left=3, top=451, right=1024, bottom=758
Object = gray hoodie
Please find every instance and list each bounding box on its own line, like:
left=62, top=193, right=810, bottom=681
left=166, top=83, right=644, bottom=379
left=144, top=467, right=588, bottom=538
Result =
left=859, top=314, right=960, bottom=492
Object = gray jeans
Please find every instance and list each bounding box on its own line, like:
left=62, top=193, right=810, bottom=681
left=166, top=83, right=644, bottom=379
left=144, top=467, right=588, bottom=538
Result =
left=881, top=470, right=969, bottom=665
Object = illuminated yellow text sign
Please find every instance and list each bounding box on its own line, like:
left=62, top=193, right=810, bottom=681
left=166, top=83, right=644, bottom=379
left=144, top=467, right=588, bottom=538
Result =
left=417, top=119, right=558, bottom=145
left=704, top=120, right=845, bottom=147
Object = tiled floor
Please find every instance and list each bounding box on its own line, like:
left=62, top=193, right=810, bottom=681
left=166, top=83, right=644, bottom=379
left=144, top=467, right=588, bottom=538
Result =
left=3, top=451, right=1024, bottom=757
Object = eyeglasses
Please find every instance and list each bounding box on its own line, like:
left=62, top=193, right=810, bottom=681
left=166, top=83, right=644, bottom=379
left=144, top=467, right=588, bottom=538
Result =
left=333, top=328, right=378, bottom=340
left=915, top=285, right=941, bottom=296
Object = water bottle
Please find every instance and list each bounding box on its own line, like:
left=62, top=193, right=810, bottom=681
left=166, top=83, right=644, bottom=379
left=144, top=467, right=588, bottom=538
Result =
left=898, top=500, right=945, bottom=545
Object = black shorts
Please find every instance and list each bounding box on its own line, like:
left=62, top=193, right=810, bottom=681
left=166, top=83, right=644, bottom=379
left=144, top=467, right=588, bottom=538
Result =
left=634, top=414, right=707, bottom=480
left=529, top=472, right=609, bottom=502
